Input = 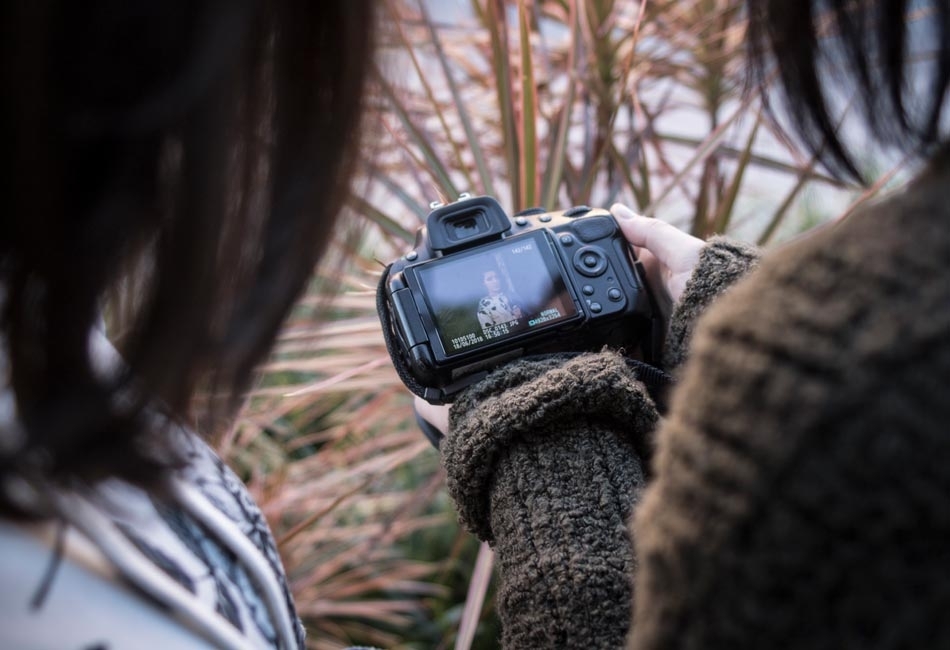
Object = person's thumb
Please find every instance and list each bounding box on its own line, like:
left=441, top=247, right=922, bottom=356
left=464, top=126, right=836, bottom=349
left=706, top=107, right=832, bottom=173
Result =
left=611, top=203, right=702, bottom=273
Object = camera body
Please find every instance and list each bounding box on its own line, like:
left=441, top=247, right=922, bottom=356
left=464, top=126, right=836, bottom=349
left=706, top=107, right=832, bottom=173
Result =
left=378, top=195, right=660, bottom=404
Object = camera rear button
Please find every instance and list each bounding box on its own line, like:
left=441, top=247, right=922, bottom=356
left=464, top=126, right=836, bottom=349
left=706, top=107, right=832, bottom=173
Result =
left=515, top=216, right=528, bottom=226
left=589, top=302, right=603, bottom=313
left=608, top=288, right=623, bottom=301
left=539, top=215, right=552, bottom=222
left=559, top=233, right=575, bottom=246
left=573, top=246, right=608, bottom=276
left=582, top=285, right=595, bottom=296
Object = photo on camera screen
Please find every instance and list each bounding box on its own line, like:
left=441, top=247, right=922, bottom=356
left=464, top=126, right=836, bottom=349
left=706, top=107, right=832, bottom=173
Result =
left=417, top=232, right=578, bottom=356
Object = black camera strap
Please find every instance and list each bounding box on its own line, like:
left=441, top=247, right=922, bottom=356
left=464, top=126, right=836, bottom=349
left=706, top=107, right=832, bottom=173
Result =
left=622, top=358, right=675, bottom=400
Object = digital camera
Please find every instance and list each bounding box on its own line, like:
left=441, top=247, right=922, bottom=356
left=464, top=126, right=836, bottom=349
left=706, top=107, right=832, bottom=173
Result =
left=377, top=194, right=662, bottom=404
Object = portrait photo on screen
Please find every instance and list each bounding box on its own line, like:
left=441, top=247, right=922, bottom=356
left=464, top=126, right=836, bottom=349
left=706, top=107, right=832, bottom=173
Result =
left=417, top=233, right=577, bottom=356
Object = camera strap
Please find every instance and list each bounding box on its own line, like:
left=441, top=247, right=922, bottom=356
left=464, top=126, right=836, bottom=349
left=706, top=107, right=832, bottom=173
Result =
left=622, top=358, right=675, bottom=401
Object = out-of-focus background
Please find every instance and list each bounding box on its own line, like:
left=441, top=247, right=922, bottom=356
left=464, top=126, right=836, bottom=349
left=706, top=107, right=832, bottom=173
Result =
left=217, top=1, right=904, bottom=647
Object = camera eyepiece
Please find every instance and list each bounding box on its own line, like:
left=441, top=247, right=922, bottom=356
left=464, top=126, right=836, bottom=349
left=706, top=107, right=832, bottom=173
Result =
left=426, top=196, right=511, bottom=253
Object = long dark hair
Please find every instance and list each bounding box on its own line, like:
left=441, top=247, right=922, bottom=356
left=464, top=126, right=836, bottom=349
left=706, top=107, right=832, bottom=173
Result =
left=746, top=0, right=950, bottom=181
left=0, top=1, right=376, bottom=515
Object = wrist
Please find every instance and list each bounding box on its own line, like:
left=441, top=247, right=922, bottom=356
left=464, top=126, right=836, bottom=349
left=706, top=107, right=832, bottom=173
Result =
left=664, top=237, right=760, bottom=370
left=443, top=351, right=658, bottom=542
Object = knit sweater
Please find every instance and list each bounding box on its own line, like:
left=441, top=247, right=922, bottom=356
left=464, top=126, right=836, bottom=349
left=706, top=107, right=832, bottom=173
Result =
left=442, top=237, right=758, bottom=648
left=443, top=353, right=656, bottom=648
left=443, top=151, right=950, bottom=648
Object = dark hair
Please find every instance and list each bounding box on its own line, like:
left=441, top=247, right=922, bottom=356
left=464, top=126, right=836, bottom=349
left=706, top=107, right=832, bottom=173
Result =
left=745, top=0, right=950, bottom=182
left=0, top=1, right=376, bottom=515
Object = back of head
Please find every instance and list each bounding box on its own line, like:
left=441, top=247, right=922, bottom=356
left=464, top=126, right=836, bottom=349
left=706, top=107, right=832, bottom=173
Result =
left=0, top=1, right=376, bottom=516
left=745, top=0, right=950, bottom=182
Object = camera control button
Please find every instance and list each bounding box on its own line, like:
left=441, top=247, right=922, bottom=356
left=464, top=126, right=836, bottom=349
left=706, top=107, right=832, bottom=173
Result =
left=572, top=216, right=614, bottom=242
left=564, top=205, right=592, bottom=217
left=573, top=246, right=608, bottom=277
left=539, top=214, right=552, bottom=223
left=608, top=288, right=623, bottom=301
left=406, top=251, right=419, bottom=261
left=410, top=344, right=435, bottom=371
left=589, top=302, right=603, bottom=313
left=582, top=284, right=595, bottom=296
left=559, top=233, right=575, bottom=246
left=515, top=216, right=528, bottom=226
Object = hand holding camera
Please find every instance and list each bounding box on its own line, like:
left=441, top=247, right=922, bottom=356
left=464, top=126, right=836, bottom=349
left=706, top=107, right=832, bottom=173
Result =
left=378, top=195, right=667, bottom=404
left=610, top=203, right=705, bottom=308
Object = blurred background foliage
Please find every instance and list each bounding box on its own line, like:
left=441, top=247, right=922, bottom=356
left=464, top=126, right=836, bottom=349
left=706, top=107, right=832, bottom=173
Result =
left=213, top=0, right=903, bottom=647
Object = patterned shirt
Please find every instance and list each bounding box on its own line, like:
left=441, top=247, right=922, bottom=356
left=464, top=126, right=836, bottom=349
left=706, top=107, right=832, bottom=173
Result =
left=0, top=331, right=304, bottom=649
left=477, top=294, right=521, bottom=329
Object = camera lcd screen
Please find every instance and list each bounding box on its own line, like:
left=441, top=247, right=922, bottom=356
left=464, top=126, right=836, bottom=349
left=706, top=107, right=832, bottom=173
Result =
left=416, top=231, right=578, bottom=357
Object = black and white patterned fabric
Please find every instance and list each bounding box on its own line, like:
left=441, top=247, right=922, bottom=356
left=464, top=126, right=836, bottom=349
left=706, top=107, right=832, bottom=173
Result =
left=0, top=427, right=306, bottom=650
left=174, top=430, right=305, bottom=648
left=476, top=294, right=521, bottom=328
left=0, top=330, right=305, bottom=649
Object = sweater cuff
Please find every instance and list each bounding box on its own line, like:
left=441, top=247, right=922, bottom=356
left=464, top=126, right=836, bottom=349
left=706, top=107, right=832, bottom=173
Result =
left=664, top=237, right=759, bottom=370
left=442, top=351, right=658, bottom=543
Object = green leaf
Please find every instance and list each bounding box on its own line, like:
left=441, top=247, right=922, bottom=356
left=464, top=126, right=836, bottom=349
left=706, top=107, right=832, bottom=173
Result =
left=710, top=114, right=761, bottom=235
left=756, top=165, right=812, bottom=246
left=385, top=0, right=477, bottom=192
left=348, top=192, right=415, bottom=244
left=518, top=0, right=539, bottom=208
left=418, top=0, right=497, bottom=198
left=365, top=162, right=429, bottom=223
left=374, top=66, right=461, bottom=197
left=644, top=93, right=752, bottom=218
left=485, top=0, right=520, bottom=209
left=541, top=3, right=580, bottom=210
left=653, top=130, right=842, bottom=187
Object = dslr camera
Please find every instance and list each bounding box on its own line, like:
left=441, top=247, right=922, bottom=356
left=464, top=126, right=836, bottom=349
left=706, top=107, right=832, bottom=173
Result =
left=377, top=194, right=661, bottom=404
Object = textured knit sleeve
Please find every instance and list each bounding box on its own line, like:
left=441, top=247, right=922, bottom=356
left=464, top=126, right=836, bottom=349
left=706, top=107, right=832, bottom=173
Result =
left=627, top=172, right=950, bottom=649
left=663, top=236, right=759, bottom=370
left=442, top=351, right=658, bottom=649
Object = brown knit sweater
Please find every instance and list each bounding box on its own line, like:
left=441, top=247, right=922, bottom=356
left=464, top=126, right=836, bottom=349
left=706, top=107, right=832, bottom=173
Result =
left=443, top=152, right=950, bottom=648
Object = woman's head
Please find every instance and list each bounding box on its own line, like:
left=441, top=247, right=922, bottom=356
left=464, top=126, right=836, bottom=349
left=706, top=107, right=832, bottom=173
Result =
left=745, top=0, right=950, bottom=182
left=0, top=1, right=377, bottom=514
left=483, top=270, right=502, bottom=296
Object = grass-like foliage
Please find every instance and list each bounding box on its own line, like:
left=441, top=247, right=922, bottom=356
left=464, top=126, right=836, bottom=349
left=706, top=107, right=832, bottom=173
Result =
left=222, top=1, right=905, bottom=647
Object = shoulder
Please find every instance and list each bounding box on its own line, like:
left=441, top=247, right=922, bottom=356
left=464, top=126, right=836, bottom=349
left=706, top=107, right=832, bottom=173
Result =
left=0, top=428, right=305, bottom=649
left=0, top=520, right=221, bottom=648
left=676, top=177, right=950, bottom=465
left=631, top=176, right=950, bottom=647
left=643, top=168, right=950, bottom=544
left=695, top=172, right=950, bottom=381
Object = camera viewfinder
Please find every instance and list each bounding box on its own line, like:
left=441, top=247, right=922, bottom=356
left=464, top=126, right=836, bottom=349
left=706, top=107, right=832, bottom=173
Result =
left=427, top=196, right=511, bottom=253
